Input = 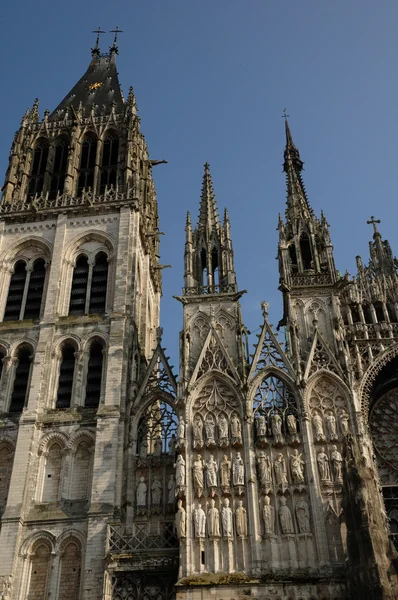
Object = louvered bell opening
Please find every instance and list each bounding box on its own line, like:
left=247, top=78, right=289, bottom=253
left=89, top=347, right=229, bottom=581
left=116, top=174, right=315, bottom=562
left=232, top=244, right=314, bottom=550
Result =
left=9, top=348, right=31, bottom=413
left=85, top=342, right=104, bottom=408
left=23, top=259, right=46, bottom=320
left=56, top=345, right=76, bottom=409
left=69, top=255, right=89, bottom=315
left=3, top=261, right=27, bottom=322
left=49, top=138, right=68, bottom=200
left=89, top=252, right=108, bottom=315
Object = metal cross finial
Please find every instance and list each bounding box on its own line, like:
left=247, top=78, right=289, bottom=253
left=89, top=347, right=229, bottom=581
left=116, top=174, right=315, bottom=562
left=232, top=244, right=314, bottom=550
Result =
left=92, top=27, right=106, bottom=48
left=367, top=216, right=381, bottom=235
left=282, top=108, right=290, bottom=120
left=110, top=26, right=124, bottom=45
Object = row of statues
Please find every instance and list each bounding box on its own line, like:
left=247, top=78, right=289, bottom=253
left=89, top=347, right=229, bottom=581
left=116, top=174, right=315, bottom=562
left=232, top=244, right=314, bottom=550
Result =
left=257, top=450, right=305, bottom=489
left=317, top=446, right=343, bottom=483
left=193, top=412, right=242, bottom=448
left=175, top=498, right=248, bottom=539
left=262, top=495, right=311, bottom=535
left=255, top=412, right=299, bottom=444
left=136, top=474, right=176, bottom=507
left=312, top=410, right=349, bottom=443
left=192, top=453, right=244, bottom=496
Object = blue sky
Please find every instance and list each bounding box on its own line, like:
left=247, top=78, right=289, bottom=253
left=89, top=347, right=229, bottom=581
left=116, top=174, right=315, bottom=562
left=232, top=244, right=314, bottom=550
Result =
left=1, top=1, right=398, bottom=366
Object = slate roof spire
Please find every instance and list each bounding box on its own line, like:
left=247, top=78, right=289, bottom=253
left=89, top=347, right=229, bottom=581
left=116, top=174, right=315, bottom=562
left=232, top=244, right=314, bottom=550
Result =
left=198, top=162, right=220, bottom=237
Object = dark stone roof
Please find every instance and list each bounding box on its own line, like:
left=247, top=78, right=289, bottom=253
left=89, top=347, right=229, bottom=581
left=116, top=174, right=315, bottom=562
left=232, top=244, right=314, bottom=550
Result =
left=50, top=52, right=124, bottom=119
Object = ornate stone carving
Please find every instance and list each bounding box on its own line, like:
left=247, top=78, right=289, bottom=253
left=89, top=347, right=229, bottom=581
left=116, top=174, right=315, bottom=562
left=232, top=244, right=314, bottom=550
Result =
left=271, top=413, right=284, bottom=445
left=205, top=414, right=216, bottom=447
left=263, top=495, right=275, bottom=535
left=232, top=452, right=244, bottom=486
left=193, top=454, right=204, bottom=497
left=235, top=501, right=248, bottom=537
left=289, top=449, right=305, bottom=484
left=253, top=375, right=299, bottom=446
left=317, top=447, right=331, bottom=482
left=295, top=499, right=311, bottom=533
left=325, top=411, right=338, bottom=441
left=137, top=476, right=147, bottom=508
left=274, top=453, right=288, bottom=488
left=220, top=454, right=231, bottom=492
left=230, top=413, right=242, bottom=445
left=279, top=497, right=294, bottom=534
left=175, top=454, right=186, bottom=488
left=312, top=412, right=326, bottom=442
left=207, top=499, right=220, bottom=537
left=218, top=412, right=229, bottom=445
left=286, top=413, right=300, bottom=443
left=205, top=455, right=218, bottom=489
left=221, top=498, right=233, bottom=537
left=193, top=415, right=204, bottom=450
left=175, top=499, right=186, bottom=538
left=193, top=503, right=206, bottom=538
left=257, top=451, right=272, bottom=492
left=151, top=476, right=162, bottom=507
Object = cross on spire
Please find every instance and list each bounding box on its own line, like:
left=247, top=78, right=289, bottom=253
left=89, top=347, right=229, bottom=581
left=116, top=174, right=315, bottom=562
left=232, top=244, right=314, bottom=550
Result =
left=91, top=27, right=106, bottom=55
left=367, top=216, right=381, bottom=235
left=110, top=26, right=123, bottom=45
left=282, top=108, right=290, bottom=120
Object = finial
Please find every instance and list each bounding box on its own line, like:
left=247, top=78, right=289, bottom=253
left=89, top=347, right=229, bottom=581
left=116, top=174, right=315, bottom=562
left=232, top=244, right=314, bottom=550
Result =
left=31, top=98, right=39, bottom=122
left=186, top=211, right=192, bottom=226
left=261, top=301, right=269, bottom=321
left=91, top=27, right=106, bottom=56
left=367, top=216, right=381, bottom=236
left=110, top=26, right=123, bottom=53
left=156, top=327, right=163, bottom=342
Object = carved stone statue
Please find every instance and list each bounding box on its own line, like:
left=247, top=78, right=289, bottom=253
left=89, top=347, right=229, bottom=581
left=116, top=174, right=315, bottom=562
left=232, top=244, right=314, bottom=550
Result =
left=220, top=455, right=231, bottom=489
left=255, top=414, right=267, bottom=438
left=263, top=495, right=275, bottom=534
left=207, top=498, right=220, bottom=537
left=177, top=419, right=185, bottom=440
left=167, top=474, right=175, bottom=503
left=193, top=454, right=204, bottom=497
left=205, top=414, right=216, bottom=445
left=235, top=500, right=248, bottom=537
left=194, top=503, right=206, bottom=538
left=151, top=476, right=162, bottom=505
left=233, top=452, right=245, bottom=486
left=274, top=453, right=288, bottom=487
left=154, top=436, right=162, bottom=456
left=271, top=414, right=284, bottom=444
left=221, top=497, right=233, bottom=537
left=289, top=449, right=305, bottom=484
left=286, top=413, right=299, bottom=442
left=136, top=476, right=147, bottom=506
left=139, top=437, right=148, bottom=459
left=193, top=415, right=203, bottom=449
left=295, top=499, right=311, bottom=533
left=325, top=412, right=338, bottom=441
left=279, top=496, right=294, bottom=534
left=231, top=414, right=242, bottom=444
left=174, top=454, right=186, bottom=487
left=317, top=447, right=331, bottom=481
left=331, top=445, right=343, bottom=482
left=257, top=451, right=272, bottom=489
left=313, top=413, right=326, bottom=442
left=206, top=455, right=218, bottom=488
left=175, top=499, right=186, bottom=538
left=218, top=413, right=229, bottom=441
left=339, top=411, right=350, bottom=436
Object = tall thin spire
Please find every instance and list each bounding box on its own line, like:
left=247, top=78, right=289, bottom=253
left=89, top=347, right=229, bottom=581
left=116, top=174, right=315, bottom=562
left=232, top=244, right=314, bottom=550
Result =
left=198, top=163, right=220, bottom=235
left=283, top=115, right=313, bottom=225
left=91, top=27, right=106, bottom=57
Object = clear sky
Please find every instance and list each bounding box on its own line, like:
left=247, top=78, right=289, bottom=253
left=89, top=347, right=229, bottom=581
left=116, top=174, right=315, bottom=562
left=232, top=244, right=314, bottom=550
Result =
left=1, top=1, right=397, bottom=366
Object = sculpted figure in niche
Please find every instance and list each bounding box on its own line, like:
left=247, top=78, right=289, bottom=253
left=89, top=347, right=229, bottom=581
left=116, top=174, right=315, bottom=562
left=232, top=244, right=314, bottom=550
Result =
left=222, top=497, right=233, bottom=537
left=295, top=499, right=311, bottom=533
left=207, top=498, right=220, bottom=537
left=193, top=415, right=203, bottom=449
left=151, top=476, right=162, bottom=505
left=220, top=455, right=231, bottom=489
left=289, top=449, right=305, bottom=484
left=174, top=454, right=186, bottom=487
left=325, top=412, right=338, bottom=441
left=168, top=474, right=175, bottom=503
left=331, top=445, right=343, bottom=482
left=279, top=496, right=294, bottom=534
left=313, top=413, right=326, bottom=442
left=317, top=447, right=331, bottom=482
left=263, top=495, right=275, bottom=535
left=274, top=453, right=288, bottom=487
left=271, top=413, right=284, bottom=444
left=233, top=452, right=245, bottom=486
left=139, top=437, right=148, bottom=459
left=255, top=414, right=267, bottom=438
left=218, top=413, right=229, bottom=441
left=206, top=455, right=218, bottom=488
left=154, top=436, right=162, bottom=456
left=286, top=414, right=299, bottom=442
left=236, top=500, right=248, bottom=537
left=231, top=414, right=242, bottom=444
left=193, top=454, right=204, bottom=497
left=257, top=451, right=272, bottom=489
left=339, top=411, right=350, bottom=436
left=137, top=476, right=147, bottom=507
left=205, top=414, right=216, bottom=445
left=175, top=499, right=186, bottom=538
left=177, top=419, right=185, bottom=441
left=194, top=503, right=206, bottom=538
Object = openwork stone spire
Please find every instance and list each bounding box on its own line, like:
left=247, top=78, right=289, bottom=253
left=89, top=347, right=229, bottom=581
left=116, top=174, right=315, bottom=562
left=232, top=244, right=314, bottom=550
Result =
left=198, top=163, right=220, bottom=236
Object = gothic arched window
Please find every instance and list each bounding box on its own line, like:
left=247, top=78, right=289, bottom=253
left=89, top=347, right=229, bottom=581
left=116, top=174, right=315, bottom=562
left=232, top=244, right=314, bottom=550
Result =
left=253, top=374, right=299, bottom=443
left=100, top=133, right=119, bottom=193
left=68, top=252, right=108, bottom=316
left=58, top=540, right=82, bottom=599
left=49, top=136, right=69, bottom=199
left=69, top=255, right=89, bottom=315
left=9, top=346, right=32, bottom=413
left=27, top=540, right=51, bottom=599
left=42, top=442, right=63, bottom=502
left=137, top=399, right=178, bottom=456
left=300, top=233, right=312, bottom=271
left=56, top=344, right=76, bottom=409
left=77, top=134, right=97, bottom=195
left=28, top=139, right=49, bottom=198
left=3, top=258, right=46, bottom=322
left=88, top=252, right=108, bottom=314
left=289, top=243, right=298, bottom=273
left=84, top=341, right=104, bottom=408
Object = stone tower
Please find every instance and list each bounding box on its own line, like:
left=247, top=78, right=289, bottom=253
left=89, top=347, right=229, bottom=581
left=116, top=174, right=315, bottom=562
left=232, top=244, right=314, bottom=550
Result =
left=0, top=34, right=397, bottom=600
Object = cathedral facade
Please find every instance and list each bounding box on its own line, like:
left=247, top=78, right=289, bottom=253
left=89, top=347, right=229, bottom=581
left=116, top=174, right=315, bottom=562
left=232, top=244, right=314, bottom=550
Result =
left=0, top=38, right=397, bottom=600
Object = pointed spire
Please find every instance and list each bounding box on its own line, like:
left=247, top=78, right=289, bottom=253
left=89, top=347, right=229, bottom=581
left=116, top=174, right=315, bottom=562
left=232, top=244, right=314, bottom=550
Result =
left=198, top=163, right=220, bottom=235
left=282, top=114, right=313, bottom=225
